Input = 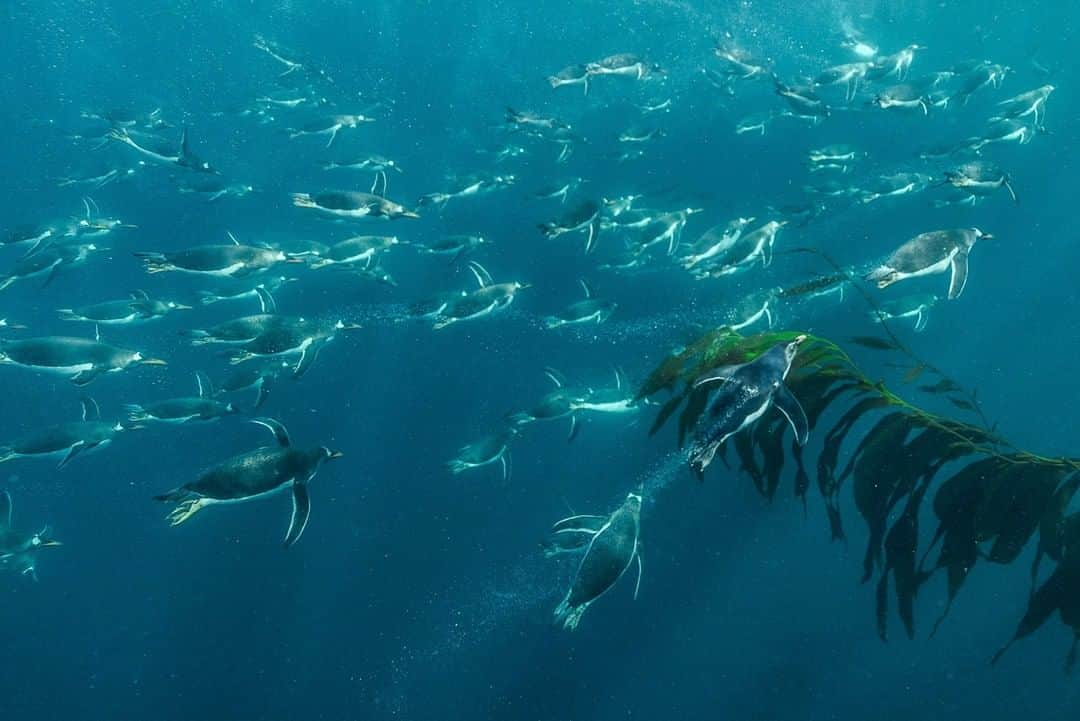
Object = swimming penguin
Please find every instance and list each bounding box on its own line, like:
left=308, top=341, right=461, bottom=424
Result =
left=866, top=228, right=990, bottom=300
left=504, top=108, right=570, bottom=132
left=126, top=372, right=238, bottom=425
left=226, top=317, right=359, bottom=378
left=0, top=242, right=99, bottom=291
left=446, top=427, right=518, bottom=480
left=506, top=368, right=588, bottom=441
left=812, top=62, right=870, bottom=101
left=866, top=44, right=923, bottom=81
left=714, top=46, right=769, bottom=81
left=307, top=235, right=402, bottom=269
left=808, top=144, right=864, bottom=166
left=587, top=53, right=658, bottom=80
left=431, top=263, right=529, bottom=330
left=721, top=290, right=777, bottom=332
left=630, top=208, right=702, bottom=256
left=538, top=200, right=602, bottom=253
left=0, top=336, right=166, bottom=385
left=568, top=368, right=648, bottom=416
left=734, top=111, right=776, bottom=136
left=58, top=290, right=191, bottom=325
left=0, top=492, right=61, bottom=580
left=872, top=84, right=930, bottom=114
left=534, top=178, right=585, bottom=204
left=418, top=174, right=516, bottom=209
left=552, top=490, right=643, bottom=630
left=5, top=224, right=56, bottom=250
left=0, top=397, right=131, bottom=468
left=680, top=217, right=756, bottom=269
left=859, top=172, right=934, bottom=204
left=688, top=335, right=809, bottom=478
left=992, top=85, right=1054, bottom=126
left=198, top=277, right=292, bottom=310
left=548, top=64, right=591, bottom=94
left=951, top=62, right=1009, bottom=105
left=219, top=361, right=287, bottom=410
left=134, top=242, right=289, bottom=278
left=618, top=127, right=665, bottom=144
left=292, top=191, right=420, bottom=220
left=773, top=78, right=830, bottom=119
left=179, top=178, right=255, bottom=202
left=943, top=161, right=1017, bottom=204
left=322, top=155, right=403, bottom=174
left=964, top=119, right=1044, bottom=152
left=288, top=114, right=373, bottom=147
left=872, top=294, right=939, bottom=332
left=692, top=220, right=786, bottom=278
left=183, top=313, right=289, bottom=346
left=543, top=280, right=616, bottom=329
left=416, top=234, right=488, bottom=263
left=154, top=417, right=343, bottom=547
left=109, top=126, right=218, bottom=173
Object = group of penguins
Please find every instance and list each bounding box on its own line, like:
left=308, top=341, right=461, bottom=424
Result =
left=0, top=23, right=1052, bottom=630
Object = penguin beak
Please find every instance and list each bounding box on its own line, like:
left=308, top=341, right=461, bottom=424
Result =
left=139, top=358, right=168, bottom=366
left=285, top=257, right=308, bottom=264
left=41, top=540, right=62, bottom=548
left=341, top=323, right=363, bottom=331
left=328, top=450, right=345, bottom=460
left=173, top=304, right=193, bottom=311
left=793, top=334, right=808, bottom=345
left=402, top=210, right=421, bottom=219
left=980, top=233, right=994, bottom=240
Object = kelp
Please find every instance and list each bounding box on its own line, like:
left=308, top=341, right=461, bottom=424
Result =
left=639, top=326, right=1080, bottom=668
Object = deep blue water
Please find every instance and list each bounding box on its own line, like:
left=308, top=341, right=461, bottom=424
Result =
left=1, top=1, right=1079, bottom=719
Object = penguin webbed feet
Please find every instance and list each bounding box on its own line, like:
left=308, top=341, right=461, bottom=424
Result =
left=163, top=498, right=206, bottom=526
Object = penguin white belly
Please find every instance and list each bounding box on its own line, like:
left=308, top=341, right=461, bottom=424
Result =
left=202, top=482, right=292, bottom=505
left=895, top=251, right=955, bottom=280
left=718, top=397, right=773, bottom=446
left=27, top=362, right=95, bottom=375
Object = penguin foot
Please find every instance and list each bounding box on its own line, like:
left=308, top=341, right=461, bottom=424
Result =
left=165, top=498, right=207, bottom=526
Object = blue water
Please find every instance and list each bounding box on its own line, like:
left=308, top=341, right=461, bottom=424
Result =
left=1, top=1, right=1079, bottom=719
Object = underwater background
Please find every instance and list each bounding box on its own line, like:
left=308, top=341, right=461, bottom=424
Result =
left=1, top=1, right=1079, bottom=719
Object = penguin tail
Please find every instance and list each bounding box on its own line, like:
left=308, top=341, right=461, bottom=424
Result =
left=124, top=404, right=149, bottom=423
left=196, top=291, right=221, bottom=305
left=553, top=597, right=586, bottom=631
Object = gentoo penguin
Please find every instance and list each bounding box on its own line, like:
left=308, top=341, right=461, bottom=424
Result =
left=288, top=114, right=373, bottom=148
left=865, top=44, right=923, bottom=81
left=586, top=53, right=658, bottom=80
left=538, top=200, right=602, bottom=253
left=445, top=427, right=518, bottom=480
left=553, top=490, right=643, bottom=630
left=872, top=84, right=930, bottom=114
left=812, top=62, right=870, bottom=101
left=291, top=191, right=420, bottom=220
left=308, top=235, right=402, bottom=269
left=58, top=290, right=191, bottom=325
left=430, top=262, right=529, bottom=330
left=866, top=228, right=990, bottom=299
left=504, top=108, right=570, bottom=132
left=183, top=313, right=290, bottom=346
left=0, top=336, right=166, bottom=385
left=109, top=126, right=218, bottom=173
left=125, top=372, right=237, bottom=425
left=321, top=155, right=403, bottom=174
left=0, top=492, right=61, bottom=580
left=0, top=243, right=99, bottom=291
left=548, top=64, right=591, bottom=94
left=134, top=241, right=289, bottom=278
left=688, top=335, right=809, bottom=478
left=992, top=85, right=1055, bottom=125
left=154, top=417, right=343, bottom=547
left=506, top=368, right=589, bottom=441
left=416, top=235, right=487, bottom=263
left=859, top=172, right=934, bottom=204
left=218, top=361, right=287, bottom=410
left=872, top=294, right=939, bottom=332
left=943, top=161, right=1017, bottom=204
left=691, top=220, right=786, bottom=277
left=225, top=317, right=359, bottom=378
left=680, top=217, right=755, bottom=269
left=0, top=397, right=131, bottom=468
left=568, top=368, right=648, bottom=416
left=198, top=278, right=292, bottom=310
left=543, top=280, right=616, bottom=329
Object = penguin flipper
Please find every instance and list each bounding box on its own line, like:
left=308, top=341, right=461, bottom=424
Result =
left=292, top=338, right=327, bottom=379
left=251, top=417, right=291, bottom=447
left=284, top=482, right=311, bottom=547
left=567, top=414, right=580, bottom=443
left=948, top=251, right=969, bottom=300
left=773, top=384, right=809, bottom=446
left=253, top=377, right=273, bottom=409
left=57, top=441, right=87, bottom=469
left=70, top=368, right=103, bottom=386
left=0, top=490, right=11, bottom=529
left=550, top=514, right=607, bottom=534
left=80, top=396, right=100, bottom=421
left=692, top=364, right=742, bottom=389
left=634, top=552, right=644, bottom=601
left=254, top=286, right=277, bottom=313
